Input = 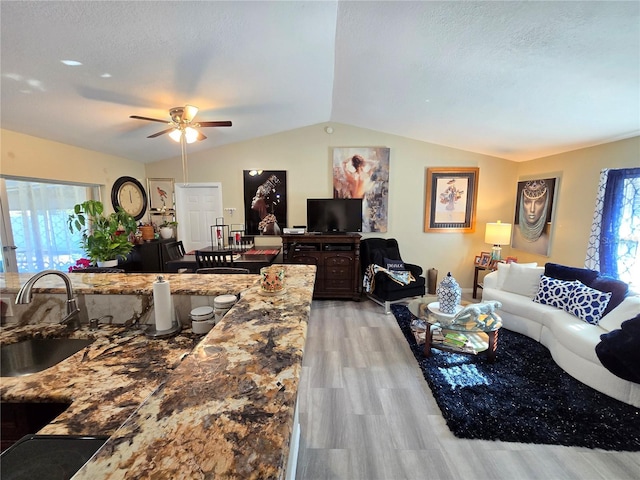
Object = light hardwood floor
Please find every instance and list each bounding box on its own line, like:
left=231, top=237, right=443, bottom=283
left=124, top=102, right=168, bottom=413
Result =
left=295, top=297, right=640, bottom=480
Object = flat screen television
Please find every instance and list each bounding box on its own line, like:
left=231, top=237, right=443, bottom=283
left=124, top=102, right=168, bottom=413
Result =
left=306, top=198, right=363, bottom=234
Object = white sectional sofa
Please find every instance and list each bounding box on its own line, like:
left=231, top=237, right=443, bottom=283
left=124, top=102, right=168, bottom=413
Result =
left=482, top=262, right=640, bottom=408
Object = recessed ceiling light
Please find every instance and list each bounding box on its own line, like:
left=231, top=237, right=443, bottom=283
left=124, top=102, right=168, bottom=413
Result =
left=61, top=60, right=82, bottom=66
left=100, top=73, right=112, bottom=78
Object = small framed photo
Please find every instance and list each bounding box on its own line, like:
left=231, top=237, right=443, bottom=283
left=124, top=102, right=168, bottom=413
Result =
left=479, top=252, right=492, bottom=267
left=506, top=256, right=518, bottom=264
left=474, top=255, right=482, bottom=265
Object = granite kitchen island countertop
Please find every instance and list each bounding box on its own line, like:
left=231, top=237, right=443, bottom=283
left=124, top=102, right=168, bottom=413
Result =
left=0, top=265, right=316, bottom=479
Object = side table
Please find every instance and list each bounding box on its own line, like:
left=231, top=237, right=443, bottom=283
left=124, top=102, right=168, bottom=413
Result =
left=473, top=265, right=495, bottom=299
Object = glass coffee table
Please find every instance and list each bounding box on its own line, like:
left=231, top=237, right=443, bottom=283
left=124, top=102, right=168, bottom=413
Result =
left=408, top=300, right=502, bottom=363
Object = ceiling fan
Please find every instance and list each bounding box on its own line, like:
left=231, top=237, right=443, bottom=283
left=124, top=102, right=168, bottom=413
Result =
left=130, top=105, right=232, bottom=143
left=130, top=105, right=231, bottom=185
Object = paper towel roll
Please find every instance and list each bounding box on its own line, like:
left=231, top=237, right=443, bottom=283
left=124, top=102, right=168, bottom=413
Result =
left=153, top=276, right=173, bottom=331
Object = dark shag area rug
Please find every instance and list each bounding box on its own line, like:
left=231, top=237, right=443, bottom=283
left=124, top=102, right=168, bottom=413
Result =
left=391, top=304, right=640, bottom=451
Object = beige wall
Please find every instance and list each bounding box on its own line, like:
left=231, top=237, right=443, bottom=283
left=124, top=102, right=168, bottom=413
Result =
left=2, top=125, right=638, bottom=288
left=145, top=123, right=518, bottom=287
left=510, top=137, right=639, bottom=268
left=1, top=129, right=146, bottom=211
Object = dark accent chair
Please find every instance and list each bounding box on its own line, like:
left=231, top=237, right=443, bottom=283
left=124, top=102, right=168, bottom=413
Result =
left=360, top=238, right=426, bottom=314
left=195, top=267, right=250, bottom=274
left=195, top=250, right=235, bottom=269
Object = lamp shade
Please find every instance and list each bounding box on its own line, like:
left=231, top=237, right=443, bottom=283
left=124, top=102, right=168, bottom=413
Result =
left=169, top=129, right=182, bottom=142
left=485, top=221, right=512, bottom=246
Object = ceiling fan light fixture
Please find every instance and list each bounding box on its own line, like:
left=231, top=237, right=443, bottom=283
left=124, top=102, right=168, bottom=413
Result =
left=183, top=105, right=198, bottom=123
left=184, top=127, right=199, bottom=143
left=169, top=129, right=182, bottom=142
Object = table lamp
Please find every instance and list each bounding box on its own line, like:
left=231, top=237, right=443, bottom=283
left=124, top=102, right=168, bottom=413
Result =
left=485, top=221, right=512, bottom=261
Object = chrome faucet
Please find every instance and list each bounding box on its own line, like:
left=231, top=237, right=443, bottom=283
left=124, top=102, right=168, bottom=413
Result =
left=15, top=270, right=81, bottom=330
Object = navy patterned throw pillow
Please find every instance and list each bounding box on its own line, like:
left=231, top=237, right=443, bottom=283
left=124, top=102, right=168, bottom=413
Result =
left=534, top=275, right=577, bottom=310
left=564, top=282, right=612, bottom=325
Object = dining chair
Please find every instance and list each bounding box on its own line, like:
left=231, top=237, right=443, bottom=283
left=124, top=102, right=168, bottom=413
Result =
left=195, top=250, right=235, bottom=269
left=195, top=267, right=250, bottom=274
left=71, top=267, right=125, bottom=273
left=162, top=241, right=186, bottom=260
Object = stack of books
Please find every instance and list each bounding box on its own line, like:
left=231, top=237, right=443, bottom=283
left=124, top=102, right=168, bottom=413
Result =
left=431, top=330, right=477, bottom=354
left=444, top=332, right=468, bottom=348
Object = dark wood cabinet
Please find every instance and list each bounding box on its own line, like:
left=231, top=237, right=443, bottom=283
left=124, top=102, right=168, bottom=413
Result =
left=122, top=239, right=176, bottom=273
left=281, top=234, right=361, bottom=300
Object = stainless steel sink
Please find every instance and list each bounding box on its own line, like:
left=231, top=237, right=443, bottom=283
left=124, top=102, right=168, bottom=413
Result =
left=1, top=434, right=109, bottom=480
left=1, top=338, right=94, bottom=377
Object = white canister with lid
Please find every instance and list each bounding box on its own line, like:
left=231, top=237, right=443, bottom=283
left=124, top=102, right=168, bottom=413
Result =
left=190, top=306, right=215, bottom=334
left=214, top=294, right=238, bottom=322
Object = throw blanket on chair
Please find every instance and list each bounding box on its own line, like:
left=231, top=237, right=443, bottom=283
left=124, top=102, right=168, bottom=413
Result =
left=363, top=264, right=415, bottom=293
left=595, top=313, right=640, bottom=384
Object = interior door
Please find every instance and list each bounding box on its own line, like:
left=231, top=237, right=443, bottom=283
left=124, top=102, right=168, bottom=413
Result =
left=175, top=183, right=223, bottom=253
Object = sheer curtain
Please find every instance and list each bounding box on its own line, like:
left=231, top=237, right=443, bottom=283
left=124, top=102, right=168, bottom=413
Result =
left=585, top=167, right=640, bottom=286
left=5, top=179, right=94, bottom=272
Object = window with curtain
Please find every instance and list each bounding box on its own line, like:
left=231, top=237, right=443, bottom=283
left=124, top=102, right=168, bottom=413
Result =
left=585, top=167, right=640, bottom=288
left=1, top=178, right=98, bottom=273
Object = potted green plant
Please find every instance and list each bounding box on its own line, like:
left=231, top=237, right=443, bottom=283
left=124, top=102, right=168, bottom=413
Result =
left=158, top=206, right=178, bottom=239
left=159, top=219, right=178, bottom=239
left=68, top=200, right=138, bottom=266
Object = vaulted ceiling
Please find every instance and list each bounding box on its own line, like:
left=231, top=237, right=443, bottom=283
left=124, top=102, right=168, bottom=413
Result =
left=1, top=1, right=638, bottom=164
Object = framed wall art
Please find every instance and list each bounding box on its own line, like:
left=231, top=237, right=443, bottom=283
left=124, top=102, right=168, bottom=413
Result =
left=148, top=178, right=175, bottom=212
left=511, top=176, right=558, bottom=256
left=424, top=167, right=479, bottom=233
left=332, top=147, right=390, bottom=232
left=243, top=170, right=287, bottom=235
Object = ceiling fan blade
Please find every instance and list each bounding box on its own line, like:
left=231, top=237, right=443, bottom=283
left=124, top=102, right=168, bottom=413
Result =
left=183, top=105, right=199, bottom=123
left=147, top=128, right=174, bottom=138
left=130, top=115, right=169, bottom=124
left=198, top=121, right=232, bottom=127
left=196, top=131, right=207, bottom=141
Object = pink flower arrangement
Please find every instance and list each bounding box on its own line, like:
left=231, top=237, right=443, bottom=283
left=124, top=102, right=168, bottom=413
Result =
left=68, top=258, right=92, bottom=272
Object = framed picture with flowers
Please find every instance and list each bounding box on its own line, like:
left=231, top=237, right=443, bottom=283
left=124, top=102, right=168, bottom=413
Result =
left=424, top=167, right=479, bottom=233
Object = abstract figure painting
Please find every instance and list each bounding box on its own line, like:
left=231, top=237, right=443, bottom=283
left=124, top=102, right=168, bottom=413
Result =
left=424, top=167, right=479, bottom=233
left=332, top=147, right=390, bottom=232
left=511, top=177, right=557, bottom=256
left=243, top=170, right=287, bottom=235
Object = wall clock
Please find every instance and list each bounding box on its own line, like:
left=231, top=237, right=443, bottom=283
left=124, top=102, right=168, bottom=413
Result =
left=111, top=176, right=148, bottom=221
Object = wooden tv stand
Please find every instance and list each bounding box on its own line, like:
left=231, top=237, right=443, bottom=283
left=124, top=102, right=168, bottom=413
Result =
left=281, top=233, right=361, bottom=300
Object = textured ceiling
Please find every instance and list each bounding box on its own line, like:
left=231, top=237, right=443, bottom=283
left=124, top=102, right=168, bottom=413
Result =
left=1, top=1, right=639, bottom=164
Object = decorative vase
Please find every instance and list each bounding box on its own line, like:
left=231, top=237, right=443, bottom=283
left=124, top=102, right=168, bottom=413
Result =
left=97, top=259, right=119, bottom=268
left=160, top=227, right=174, bottom=239
left=140, top=225, right=155, bottom=242
left=437, top=272, right=461, bottom=314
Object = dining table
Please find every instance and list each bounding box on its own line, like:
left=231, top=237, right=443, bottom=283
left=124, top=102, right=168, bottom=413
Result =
left=164, top=246, right=283, bottom=273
